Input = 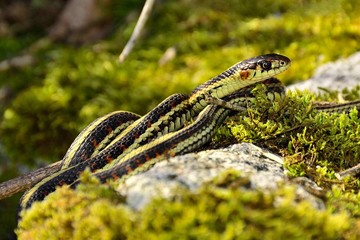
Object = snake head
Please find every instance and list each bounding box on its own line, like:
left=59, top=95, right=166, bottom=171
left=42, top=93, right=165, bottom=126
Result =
left=239, top=53, right=291, bottom=80
left=191, top=53, right=291, bottom=98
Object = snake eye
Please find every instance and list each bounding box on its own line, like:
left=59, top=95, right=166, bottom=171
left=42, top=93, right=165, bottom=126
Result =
left=259, top=60, right=272, bottom=70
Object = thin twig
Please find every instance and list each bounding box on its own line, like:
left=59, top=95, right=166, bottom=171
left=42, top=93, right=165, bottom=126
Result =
left=118, top=0, right=156, bottom=63
left=335, top=163, right=360, bottom=179
left=0, top=161, right=61, bottom=200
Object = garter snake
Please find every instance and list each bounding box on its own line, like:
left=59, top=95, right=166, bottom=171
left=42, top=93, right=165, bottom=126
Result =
left=18, top=53, right=360, bottom=214
left=19, top=53, right=292, bottom=212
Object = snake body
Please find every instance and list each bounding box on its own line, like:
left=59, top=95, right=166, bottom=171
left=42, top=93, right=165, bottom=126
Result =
left=313, top=100, right=360, bottom=113
left=19, top=54, right=292, bottom=211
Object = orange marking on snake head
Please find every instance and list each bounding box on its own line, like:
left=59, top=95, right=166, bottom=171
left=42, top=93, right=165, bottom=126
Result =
left=240, top=70, right=250, bottom=80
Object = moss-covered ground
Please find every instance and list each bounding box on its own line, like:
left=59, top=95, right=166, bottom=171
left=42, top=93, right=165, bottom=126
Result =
left=0, top=0, right=360, bottom=238
left=17, top=169, right=360, bottom=239
left=16, top=81, right=360, bottom=239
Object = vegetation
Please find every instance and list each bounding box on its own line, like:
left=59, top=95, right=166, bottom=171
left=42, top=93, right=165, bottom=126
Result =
left=16, top=81, right=360, bottom=239
left=1, top=0, right=360, bottom=165
left=17, top=170, right=360, bottom=239
left=0, top=0, right=359, bottom=238
left=221, top=84, right=360, bottom=190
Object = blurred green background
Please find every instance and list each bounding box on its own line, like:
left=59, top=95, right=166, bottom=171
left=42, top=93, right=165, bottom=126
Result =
left=0, top=0, right=359, bottom=238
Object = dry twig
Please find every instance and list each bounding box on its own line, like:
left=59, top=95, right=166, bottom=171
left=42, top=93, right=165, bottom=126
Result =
left=118, top=0, right=156, bottom=63
left=335, top=163, right=360, bottom=179
left=0, top=161, right=61, bottom=200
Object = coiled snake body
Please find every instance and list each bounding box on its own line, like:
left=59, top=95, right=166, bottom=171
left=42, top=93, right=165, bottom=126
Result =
left=20, top=53, right=358, bottom=213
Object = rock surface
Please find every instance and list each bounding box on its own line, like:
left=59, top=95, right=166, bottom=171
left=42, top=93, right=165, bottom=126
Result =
left=288, top=51, right=360, bottom=92
left=117, top=143, right=324, bottom=211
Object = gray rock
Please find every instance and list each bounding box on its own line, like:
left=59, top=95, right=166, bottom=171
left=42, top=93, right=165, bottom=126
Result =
left=116, top=143, right=325, bottom=211
left=288, top=51, right=360, bottom=92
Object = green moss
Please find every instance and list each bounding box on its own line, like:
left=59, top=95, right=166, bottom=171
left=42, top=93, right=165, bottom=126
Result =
left=17, top=171, right=132, bottom=240
left=2, top=0, right=360, bottom=237
left=2, top=0, right=360, bottom=165
left=209, top=83, right=360, bottom=235
left=214, top=83, right=360, bottom=190
left=208, top=81, right=360, bottom=237
left=327, top=186, right=360, bottom=218
left=17, top=170, right=359, bottom=239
